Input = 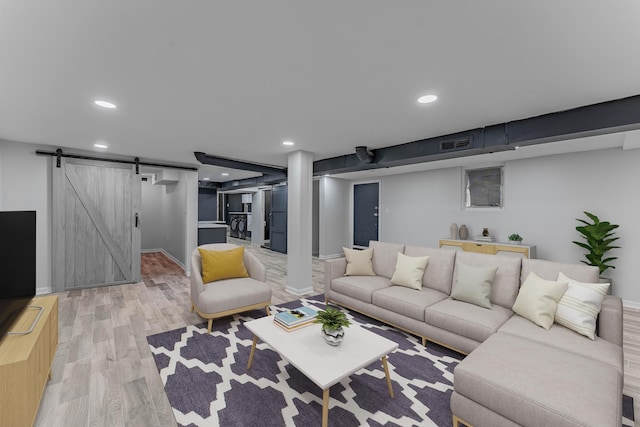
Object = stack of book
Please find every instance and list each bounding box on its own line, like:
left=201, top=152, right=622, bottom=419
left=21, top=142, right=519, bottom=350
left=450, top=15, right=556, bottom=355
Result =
left=475, top=235, right=496, bottom=242
left=273, top=306, right=318, bottom=331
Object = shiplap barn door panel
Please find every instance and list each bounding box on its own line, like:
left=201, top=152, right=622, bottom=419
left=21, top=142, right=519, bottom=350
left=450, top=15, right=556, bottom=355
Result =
left=52, top=159, right=141, bottom=291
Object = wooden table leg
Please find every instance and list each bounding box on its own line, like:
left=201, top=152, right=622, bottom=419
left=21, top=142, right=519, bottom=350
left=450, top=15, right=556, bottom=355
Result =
left=322, top=388, right=329, bottom=427
left=247, top=335, right=258, bottom=369
left=381, top=355, right=394, bottom=398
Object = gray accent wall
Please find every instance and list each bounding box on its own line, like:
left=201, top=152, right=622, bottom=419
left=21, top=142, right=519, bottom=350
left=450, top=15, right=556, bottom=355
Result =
left=312, top=180, right=319, bottom=256
left=141, top=170, right=197, bottom=272
left=319, top=176, right=350, bottom=258
left=141, top=179, right=164, bottom=250
left=3, top=136, right=640, bottom=303
left=0, top=140, right=52, bottom=294
left=375, top=144, right=640, bottom=303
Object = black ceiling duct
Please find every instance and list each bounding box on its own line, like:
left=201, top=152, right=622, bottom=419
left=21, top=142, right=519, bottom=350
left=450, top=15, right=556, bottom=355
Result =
left=355, top=146, right=375, bottom=163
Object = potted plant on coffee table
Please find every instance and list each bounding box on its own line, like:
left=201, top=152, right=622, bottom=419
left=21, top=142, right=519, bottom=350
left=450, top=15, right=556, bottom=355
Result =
left=314, top=305, right=351, bottom=346
left=572, top=211, right=620, bottom=282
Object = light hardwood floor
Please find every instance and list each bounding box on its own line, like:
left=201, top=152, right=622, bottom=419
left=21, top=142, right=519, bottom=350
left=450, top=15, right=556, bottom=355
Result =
left=33, top=240, right=640, bottom=426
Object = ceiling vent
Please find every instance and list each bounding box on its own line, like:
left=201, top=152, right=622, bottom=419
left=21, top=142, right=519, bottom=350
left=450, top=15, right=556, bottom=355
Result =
left=439, top=138, right=471, bottom=151
left=355, top=146, right=375, bottom=163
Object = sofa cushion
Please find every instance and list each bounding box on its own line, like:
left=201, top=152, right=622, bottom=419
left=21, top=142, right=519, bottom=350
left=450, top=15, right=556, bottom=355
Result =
left=372, top=286, right=447, bottom=322
left=498, top=315, right=623, bottom=374
left=198, top=246, right=249, bottom=283
left=454, top=333, right=622, bottom=427
left=197, top=277, right=271, bottom=314
left=330, top=275, right=391, bottom=304
left=343, top=247, right=375, bottom=276
left=450, top=263, right=497, bottom=309
left=452, top=252, right=521, bottom=309
left=404, top=246, right=456, bottom=294
left=554, top=272, right=609, bottom=340
left=521, top=258, right=599, bottom=284
left=425, top=298, right=513, bottom=343
left=390, top=252, right=429, bottom=290
left=512, top=272, right=568, bottom=329
left=369, top=241, right=405, bottom=279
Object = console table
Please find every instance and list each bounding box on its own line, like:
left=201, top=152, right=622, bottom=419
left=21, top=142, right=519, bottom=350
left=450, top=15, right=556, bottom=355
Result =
left=439, top=239, right=536, bottom=259
left=0, top=295, right=58, bottom=427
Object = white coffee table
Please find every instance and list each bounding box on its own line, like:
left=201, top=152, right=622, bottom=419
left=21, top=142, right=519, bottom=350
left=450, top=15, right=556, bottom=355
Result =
left=245, top=315, right=398, bottom=427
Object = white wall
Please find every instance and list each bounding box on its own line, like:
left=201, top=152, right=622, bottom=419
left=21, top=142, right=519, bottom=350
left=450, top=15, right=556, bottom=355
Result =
left=141, top=179, right=165, bottom=250
left=312, top=180, right=319, bottom=256
left=0, top=140, right=198, bottom=290
left=376, top=146, right=640, bottom=304
left=0, top=140, right=52, bottom=294
left=184, top=171, right=198, bottom=276
left=250, top=190, right=265, bottom=247
left=319, top=176, right=350, bottom=258
left=140, top=170, right=197, bottom=271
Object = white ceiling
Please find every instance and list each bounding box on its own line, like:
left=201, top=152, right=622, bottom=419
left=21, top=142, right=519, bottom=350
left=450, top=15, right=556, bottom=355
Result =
left=1, top=1, right=640, bottom=183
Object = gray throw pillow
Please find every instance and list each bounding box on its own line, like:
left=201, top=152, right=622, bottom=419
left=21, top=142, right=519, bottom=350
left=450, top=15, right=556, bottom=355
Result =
left=450, top=263, right=498, bottom=309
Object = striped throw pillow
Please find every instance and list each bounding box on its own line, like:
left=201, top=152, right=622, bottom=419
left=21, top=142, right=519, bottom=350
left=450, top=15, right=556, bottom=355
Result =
left=554, top=272, right=609, bottom=340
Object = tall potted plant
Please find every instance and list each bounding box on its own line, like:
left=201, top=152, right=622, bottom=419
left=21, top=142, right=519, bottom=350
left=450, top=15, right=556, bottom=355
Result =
left=572, top=211, right=620, bottom=278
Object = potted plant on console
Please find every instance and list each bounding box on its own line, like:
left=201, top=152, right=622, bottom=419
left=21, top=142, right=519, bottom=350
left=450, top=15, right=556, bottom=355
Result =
left=572, top=211, right=619, bottom=290
left=315, top=306, right=351, bottom=346
left=508, top=233, right=523, bottom=245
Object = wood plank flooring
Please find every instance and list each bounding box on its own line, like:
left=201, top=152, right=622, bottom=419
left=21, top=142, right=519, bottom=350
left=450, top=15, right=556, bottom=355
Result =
left=33, top=240, right=640, bottom=426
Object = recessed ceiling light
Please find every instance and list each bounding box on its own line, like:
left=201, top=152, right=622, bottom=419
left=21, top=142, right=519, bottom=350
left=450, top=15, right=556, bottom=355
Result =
left=417, top=94, right=438, bottom=104
left=282, top=141, right=295, bottom=146
left=324, top=174, right=331, bottom=177
left=93, top=143, right=108, bottom=149
left=94, top=100, right=117, bottom=109
left=202, top=177, right=210, bottom=181
left=221, top=172, right=230, bottom=176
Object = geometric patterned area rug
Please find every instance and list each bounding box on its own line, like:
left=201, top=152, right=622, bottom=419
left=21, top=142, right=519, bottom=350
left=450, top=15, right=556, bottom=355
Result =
left=147, top=295, right=635, bottom=427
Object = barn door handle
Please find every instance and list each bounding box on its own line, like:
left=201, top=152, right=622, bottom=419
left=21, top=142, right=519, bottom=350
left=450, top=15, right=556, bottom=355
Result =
left=135, top=213, right=139, bottom=228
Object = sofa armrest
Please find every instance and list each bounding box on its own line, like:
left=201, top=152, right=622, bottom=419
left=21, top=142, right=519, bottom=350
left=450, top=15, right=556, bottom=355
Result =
left=244, top=250, right=267, bottom=282
left=598, top=295, right=623, bottom=346
left=324, top=258, right=347, bottom=297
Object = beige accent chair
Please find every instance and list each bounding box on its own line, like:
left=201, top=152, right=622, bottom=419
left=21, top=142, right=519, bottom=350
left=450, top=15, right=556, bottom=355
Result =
left=191, top=243, right=272, bottom=333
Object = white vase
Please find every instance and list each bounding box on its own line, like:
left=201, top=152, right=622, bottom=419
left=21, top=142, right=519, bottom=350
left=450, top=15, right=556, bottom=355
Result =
left=450, top=223, right=458, bottom=240
left=321, top=326, right=345, bottom=346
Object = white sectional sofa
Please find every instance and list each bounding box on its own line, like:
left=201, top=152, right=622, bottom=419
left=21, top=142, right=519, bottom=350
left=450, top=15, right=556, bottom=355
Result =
left=324, top=241, right=624, bottom=427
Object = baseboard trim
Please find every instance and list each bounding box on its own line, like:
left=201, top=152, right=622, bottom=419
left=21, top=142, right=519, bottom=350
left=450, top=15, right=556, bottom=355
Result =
left=285, top=286, right=314, bottom=296
left=318, top=253, right=343, bottom=260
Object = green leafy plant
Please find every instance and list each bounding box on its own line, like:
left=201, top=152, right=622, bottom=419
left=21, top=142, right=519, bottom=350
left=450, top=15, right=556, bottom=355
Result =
left=314, top=306, right=351, bottom=330
left=572, top=211, right=620, bottom=276
left=508, top=233, right=523, bottom=241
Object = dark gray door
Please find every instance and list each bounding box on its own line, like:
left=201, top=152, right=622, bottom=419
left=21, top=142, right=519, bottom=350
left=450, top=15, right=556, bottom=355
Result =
left=263, top=189, right=271, bottom=241
left=270, top=185, right=287, bottom=253
left=353, top=182, right=379, bottom=247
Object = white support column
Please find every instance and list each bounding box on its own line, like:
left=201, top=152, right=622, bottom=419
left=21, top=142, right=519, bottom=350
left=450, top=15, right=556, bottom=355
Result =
left=286, top=150, right=314, bottom=295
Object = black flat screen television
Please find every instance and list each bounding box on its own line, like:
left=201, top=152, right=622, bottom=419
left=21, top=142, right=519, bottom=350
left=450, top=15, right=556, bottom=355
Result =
left=0, top=211, right=36, bottom=339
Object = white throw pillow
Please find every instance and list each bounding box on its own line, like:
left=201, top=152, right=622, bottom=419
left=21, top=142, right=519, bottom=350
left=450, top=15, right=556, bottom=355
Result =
left=554, top=272, right=610, bottom=340
left=512, top=272, right=568, bottom=329
left=390, top=252, right=429, bottom=290
left=343, top=247, right=375, bottom=276
left=450, top=263, right=497, bottom=309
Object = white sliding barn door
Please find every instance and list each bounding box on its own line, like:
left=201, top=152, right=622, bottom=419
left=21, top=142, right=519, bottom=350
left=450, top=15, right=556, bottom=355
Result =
left=52, top=158, right=141, bottom=291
